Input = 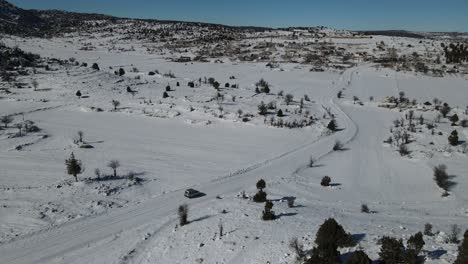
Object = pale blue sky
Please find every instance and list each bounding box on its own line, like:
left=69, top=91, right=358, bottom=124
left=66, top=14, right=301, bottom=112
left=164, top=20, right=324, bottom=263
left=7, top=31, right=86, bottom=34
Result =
left=9, top=0, right=468, bottom=32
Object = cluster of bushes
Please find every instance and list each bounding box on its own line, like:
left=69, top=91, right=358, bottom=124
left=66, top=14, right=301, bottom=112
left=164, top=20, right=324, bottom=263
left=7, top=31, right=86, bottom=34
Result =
left=268, top=117, right=315, bottom=129
left=0, top=43, right=40, bottom=72
left=292, top=218, right=468, bottom=264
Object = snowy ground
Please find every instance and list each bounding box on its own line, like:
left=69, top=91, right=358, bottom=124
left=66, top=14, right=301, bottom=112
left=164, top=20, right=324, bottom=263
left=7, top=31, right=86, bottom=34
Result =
left=0, top=34, right=467, bottom=264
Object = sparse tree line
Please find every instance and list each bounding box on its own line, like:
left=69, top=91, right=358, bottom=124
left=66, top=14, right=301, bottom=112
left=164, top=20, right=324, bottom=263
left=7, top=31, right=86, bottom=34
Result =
left=442, top=42, right=468, bottom=64
left=1, top=115, right=41, bottom=139
left=65, top=151, right=141, bottom=184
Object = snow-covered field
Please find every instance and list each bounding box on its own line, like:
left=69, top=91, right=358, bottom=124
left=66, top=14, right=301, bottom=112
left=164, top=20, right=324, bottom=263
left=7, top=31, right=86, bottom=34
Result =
left=0, top=32, right=467, bottom=264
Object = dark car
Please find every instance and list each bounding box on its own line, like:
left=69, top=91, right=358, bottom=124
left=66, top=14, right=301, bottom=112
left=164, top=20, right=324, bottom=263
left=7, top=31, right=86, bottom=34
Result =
left=184, top=188, right=201, bottom=198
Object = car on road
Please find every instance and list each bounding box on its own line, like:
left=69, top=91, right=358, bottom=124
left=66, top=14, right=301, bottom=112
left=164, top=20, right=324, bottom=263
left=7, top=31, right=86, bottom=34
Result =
left=184, top=188, right=202, bottom=198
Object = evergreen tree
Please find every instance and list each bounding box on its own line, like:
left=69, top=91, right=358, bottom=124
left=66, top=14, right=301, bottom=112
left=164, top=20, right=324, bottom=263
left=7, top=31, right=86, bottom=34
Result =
left=65, top=153, right=83, bottom=182
left=448, top=130, right=459, bottom=146
left=378, top=236, right=405, bottom=264
left=455, top=230, right=468, bottom=264
left=258, top=101, right=268, bottom=115
left=451, top=114, right=459, bottom=124
left=277, top=109, right=284, bottom=117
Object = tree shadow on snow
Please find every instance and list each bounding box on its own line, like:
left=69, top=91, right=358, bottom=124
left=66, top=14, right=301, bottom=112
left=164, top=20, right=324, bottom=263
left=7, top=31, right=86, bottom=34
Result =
left=276, top=212, right=298, bottom=218
left=90, top=172, right=146, bottom=182
left=351, top=233, right=366, bottom=244
left=190, top=215, right=214, bottom=224
left=427, top=249, right=447, bottom=260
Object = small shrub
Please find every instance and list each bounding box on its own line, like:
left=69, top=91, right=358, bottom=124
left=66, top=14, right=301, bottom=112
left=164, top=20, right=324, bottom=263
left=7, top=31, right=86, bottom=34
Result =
left=321, top=176, right=331, bottom=187
left=460, top=119, right=468, bottom=128
left=287, top=197, right=295, bottom=208
left=262, top=201, right=276, bottom=221
left=163, top=91, right=169, bottom=98
left=166, top=85, right=171, bottom=92
left=333, top=140, right=344, bottom=151
left=91, top=63, right=100, bottom=71
left=309, top=156, right=315, bottom=167
left=285, top=94, right=293, bottom=105
left=450, top=114, right=459, bottom=124
left=178, top=204, right=188, bottom=226
left=118, top=68, right=125, bottom=76
left=399, top=144, right=410, bottom=156
left=327, top=119, right=337, bottom=131
left=448, top=130, right=459, bottom=146
left=361, top=204, right=370, bottom=213
left=253, top=191, right=267, bottom=203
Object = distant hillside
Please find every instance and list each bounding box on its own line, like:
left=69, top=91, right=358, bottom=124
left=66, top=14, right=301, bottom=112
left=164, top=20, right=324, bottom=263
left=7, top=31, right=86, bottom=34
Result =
left=0, top=0, right=48, bottom=35
left=357, top=30, right=425, bottom=39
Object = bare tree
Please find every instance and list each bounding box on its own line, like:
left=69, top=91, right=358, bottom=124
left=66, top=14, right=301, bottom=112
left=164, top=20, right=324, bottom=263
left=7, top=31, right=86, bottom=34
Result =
left=108, top=160, right=120, bottom=177
left=219, top=220, right=223, bottom=237
left=111, top=100, right=120, bottom=111
left=65, top=153, right=83, bottom=182
left=285, top=94, right=294, bottom=105
left=448, top=224, right=461, bottom=243
left=94, top=168, right=101, bottom=180
left=289, top=237, right=306, bottom=261
left=77, top=131, right=84, bottom=143
left=15, top=123, right=23, bottom=136
left=32, top=79, right=39, bottom=91
left=1, top=115, right=14, bottom=128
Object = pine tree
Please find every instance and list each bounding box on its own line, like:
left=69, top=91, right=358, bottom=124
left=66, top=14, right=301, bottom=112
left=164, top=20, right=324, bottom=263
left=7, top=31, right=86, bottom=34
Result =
left=448, top=130, right=459, bottom=146
left=450, top=114, right=459, bottom=124
left=378, top=236, right=405, bottom=264
left=455, top=230, right=468, bottom=264
left=258, top=101, right=268, bottom=115
left=65, top=153, right=83, bottom=182
left=277, top=109, right=284, bottom=117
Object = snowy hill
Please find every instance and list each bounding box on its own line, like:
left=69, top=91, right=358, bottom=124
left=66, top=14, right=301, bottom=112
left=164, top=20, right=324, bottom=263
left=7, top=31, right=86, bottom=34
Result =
left=0, top=1, right=468, bottom=263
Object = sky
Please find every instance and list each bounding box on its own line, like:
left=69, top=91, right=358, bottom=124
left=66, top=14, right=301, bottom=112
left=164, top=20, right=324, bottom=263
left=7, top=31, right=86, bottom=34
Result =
left=8, top=0, right=468, bottom=32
